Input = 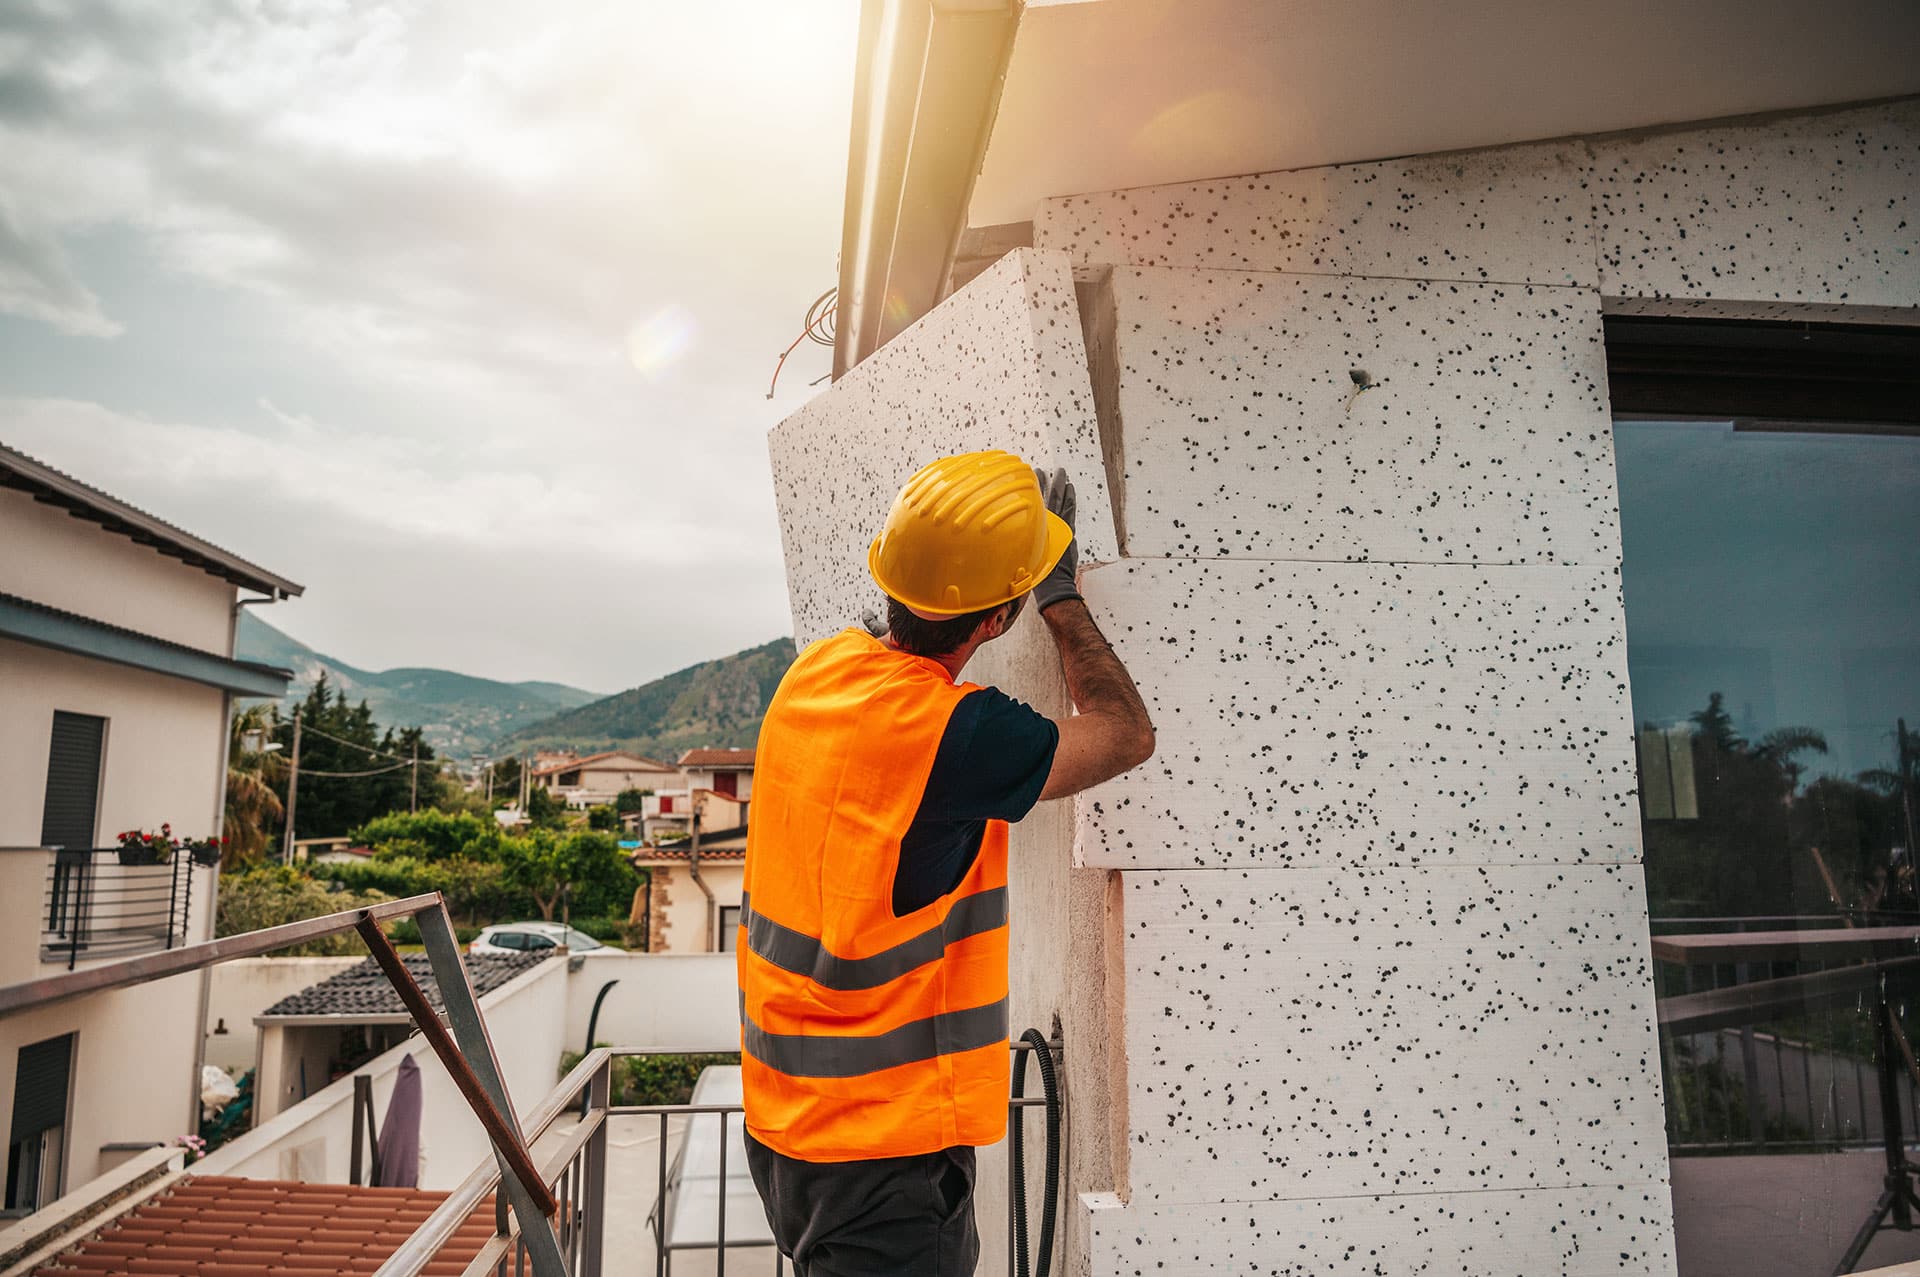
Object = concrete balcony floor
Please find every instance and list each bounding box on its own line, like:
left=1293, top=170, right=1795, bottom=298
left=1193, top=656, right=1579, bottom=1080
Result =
left=1676, top=1151, right=1920, bottom=1277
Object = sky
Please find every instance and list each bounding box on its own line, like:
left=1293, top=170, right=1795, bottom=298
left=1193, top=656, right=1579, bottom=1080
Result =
left=0, top=0, right=859, bottom=694
left=1614, top=420, right=1920, bottom=783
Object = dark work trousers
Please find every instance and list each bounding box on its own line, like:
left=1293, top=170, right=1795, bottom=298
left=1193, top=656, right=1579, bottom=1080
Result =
left=745, top=1130, right=980, bottom=1276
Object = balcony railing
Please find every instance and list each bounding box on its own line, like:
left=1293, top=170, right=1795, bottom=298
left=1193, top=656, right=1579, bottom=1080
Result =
left=41, top=847, right=201, bottom=970
left=381, top=1045, right=1062, bottom=1277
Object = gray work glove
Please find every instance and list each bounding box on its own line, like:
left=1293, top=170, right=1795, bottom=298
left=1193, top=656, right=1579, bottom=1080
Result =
left=1032, top=466, right=1080, bottom=613
left=861, top=609, right=888, bottom=639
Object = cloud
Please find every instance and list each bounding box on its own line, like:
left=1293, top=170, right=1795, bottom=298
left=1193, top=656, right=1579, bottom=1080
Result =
left=0, top=0, right=856, bottom=699
left=0, top=200, right=121, bottom=335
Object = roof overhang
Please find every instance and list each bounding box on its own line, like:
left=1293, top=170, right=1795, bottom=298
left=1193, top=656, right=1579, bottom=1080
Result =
left=834, top=0, right=1920, bottom=373
left=0, top=441, right=304, bottom=598
left=833, top=0, right=1019, bottom=378
left=0, top=592, right=294, bottom=697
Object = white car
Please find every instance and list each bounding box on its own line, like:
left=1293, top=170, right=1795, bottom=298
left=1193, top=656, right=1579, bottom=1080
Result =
left=467, top=921, right=605, bottom=955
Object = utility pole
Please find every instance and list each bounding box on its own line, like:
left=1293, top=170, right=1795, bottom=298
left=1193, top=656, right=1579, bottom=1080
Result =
left=281, top=708, right=302, bottom=865
left=409, top=738, right=419, bottom=814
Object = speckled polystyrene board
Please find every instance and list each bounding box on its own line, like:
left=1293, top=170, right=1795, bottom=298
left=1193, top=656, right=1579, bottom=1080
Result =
left=1118, top=864, right=1667, bottom=1206
left=1100, top=267, right=1620, bottom=564
left=768, top=247, right=1115, bottom=646
left=1087, top=1183, right=1678, bottom=1276
left=1076, top=559, right=1637, bottom=870
left=1591, top=99, right=1920, bottom=309
left=1034, top=139, right=1595, bottom=287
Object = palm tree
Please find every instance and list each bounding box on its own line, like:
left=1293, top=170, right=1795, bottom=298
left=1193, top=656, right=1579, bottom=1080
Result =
left=224, top=703, right=287, bottom=865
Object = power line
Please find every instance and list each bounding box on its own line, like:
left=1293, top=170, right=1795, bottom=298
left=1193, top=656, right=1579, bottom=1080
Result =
left=293, top=719, right=416, bottom=763
left=296, top=761, right=412, bottom=779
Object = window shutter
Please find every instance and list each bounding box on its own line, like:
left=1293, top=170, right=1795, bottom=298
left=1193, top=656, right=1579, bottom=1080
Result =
left=10, top=1035, right=74, bottom=1141
left=39, top=712, right=106, bottom=850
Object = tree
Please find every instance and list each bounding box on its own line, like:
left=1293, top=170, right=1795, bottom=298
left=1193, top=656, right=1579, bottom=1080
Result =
left=224, top=703, right=286, bottom=864
left=587, top=804, right=620, bottom=832
left=614, top=787, right=651, bottom=815
left=489, top=756, right=524, bottom=805
left=499, top=830, right=637, bottom=922
left=526, top=784, right=569, bottom=829
left=216, top=865, right=390, bottom=955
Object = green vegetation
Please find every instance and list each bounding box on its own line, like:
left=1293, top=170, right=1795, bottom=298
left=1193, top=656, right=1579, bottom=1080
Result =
left=500, top=637, right=795, bottom=758
left=559, top=1049, right=742, bottom=1107
left=214, top=866, right=393, bottom=955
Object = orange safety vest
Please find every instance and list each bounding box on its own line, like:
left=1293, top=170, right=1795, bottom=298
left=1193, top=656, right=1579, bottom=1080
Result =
left=737, top=628, right=1011, bottom=1162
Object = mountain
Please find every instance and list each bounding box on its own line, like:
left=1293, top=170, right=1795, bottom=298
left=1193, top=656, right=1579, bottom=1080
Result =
left=498, top=637, right=797, bottom=759
left=235, top=613, right=602, bottom=758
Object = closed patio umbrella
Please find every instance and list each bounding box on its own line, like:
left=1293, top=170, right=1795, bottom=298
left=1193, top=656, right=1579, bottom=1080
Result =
left=377, top=1054, right=423, bottom=1188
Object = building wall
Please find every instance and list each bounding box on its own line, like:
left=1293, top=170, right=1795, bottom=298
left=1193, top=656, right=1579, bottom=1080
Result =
left=771, top=99, right=1917, bottom=1275
left=198, top=957, right=568, bottom=1191
left=204, top=957, right=365, bottom=1074
left=0, top=487, right=237, bottom=655
left=561, top=952, right=739, bottom=1052
left=643, top=862, right=744, bottom=954
left=0, top=639, right=231, bottom=1195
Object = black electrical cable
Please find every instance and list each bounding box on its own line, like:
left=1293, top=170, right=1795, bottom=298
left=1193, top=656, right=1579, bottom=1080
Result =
left=1010, top=1027, right=1061, bottom=1277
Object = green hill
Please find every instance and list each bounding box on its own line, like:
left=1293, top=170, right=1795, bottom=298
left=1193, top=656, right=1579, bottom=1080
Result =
left=235, top=613, right=602, bottom=758
left=499, top=637, right=797, bottom=759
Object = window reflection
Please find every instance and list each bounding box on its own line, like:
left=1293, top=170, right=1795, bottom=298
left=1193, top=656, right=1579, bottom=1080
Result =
left=1616, top=418, right=1920, bottom=1276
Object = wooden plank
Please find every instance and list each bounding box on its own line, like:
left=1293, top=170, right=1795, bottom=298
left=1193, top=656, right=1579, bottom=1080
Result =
left=1093, top=266, right=1621, bottom=565
left=1119, top=866, right=1668, bottom=1207
left=1651, top=925, right=1920, bottom=967
left=1077, top=559, right=1637, bottom=869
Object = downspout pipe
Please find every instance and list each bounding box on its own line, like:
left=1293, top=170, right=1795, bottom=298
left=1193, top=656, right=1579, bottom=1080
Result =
left=688, top=801, right=717, bottom=953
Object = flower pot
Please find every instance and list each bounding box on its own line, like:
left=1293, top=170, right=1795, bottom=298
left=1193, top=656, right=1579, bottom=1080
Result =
left=117, top=846, right=164, bottom=866
left=190, top=845, right=222, bottom=868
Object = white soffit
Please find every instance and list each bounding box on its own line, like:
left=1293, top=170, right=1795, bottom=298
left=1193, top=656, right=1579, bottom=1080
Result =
left=969, top=0, right=1920, bottom=226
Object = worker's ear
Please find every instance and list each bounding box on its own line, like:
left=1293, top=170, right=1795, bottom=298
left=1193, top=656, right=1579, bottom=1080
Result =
left=978, top=594, right=1026, bottom=644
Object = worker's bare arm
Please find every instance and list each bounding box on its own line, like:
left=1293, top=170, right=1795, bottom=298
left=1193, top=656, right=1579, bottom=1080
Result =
left=1037, top=598, right=1155, bottom=801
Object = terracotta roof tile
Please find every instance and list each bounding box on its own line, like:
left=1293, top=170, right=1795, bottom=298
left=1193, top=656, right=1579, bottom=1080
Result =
left=33, top=1176, right=494, bottom=1276
left=677, top=747, right=755, bottom=769
left=530, top=749, right=674, bottom=778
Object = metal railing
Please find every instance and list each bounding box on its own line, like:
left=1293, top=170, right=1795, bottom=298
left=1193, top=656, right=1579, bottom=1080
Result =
left=383, top=1044, right=1063, bottom=1277
left=40, top=846, right=201, bottom=969
left=1653, top=915, right=1920, bottom=1154
left=0, top=891, right=576, bottom=1275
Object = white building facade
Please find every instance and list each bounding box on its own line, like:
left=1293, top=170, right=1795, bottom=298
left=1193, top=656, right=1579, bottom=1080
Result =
left=770, top=6, right=1920, bottom=1273
left=0, top=443, right=300, bottom=1214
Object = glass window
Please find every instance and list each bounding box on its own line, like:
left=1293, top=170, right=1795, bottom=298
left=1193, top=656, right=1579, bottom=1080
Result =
left=1615, top=417, right=1920, bottom=1275
left=718, top=906, right=741, bottom=952
left=490, top=931, right=524, bottom=951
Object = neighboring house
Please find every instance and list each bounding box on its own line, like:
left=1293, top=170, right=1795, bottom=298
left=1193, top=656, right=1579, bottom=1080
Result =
left=639, top=786, right=745, bottom=843
left=527, top=750, right=675, bottom=809
left=292, top=837, right=371, bottom=865
left=774, top=10, right=1920, bottom=1275
left=0, top=441, right=299, bottom=1215
left=675, top=748, right=754, bottom=801
left=249, top=952, right=550, bottom=1124
left=632, top=839, right=745, bottom=956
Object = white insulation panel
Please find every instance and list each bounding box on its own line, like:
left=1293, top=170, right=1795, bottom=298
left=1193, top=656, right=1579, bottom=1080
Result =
left=769, top=247, right=1115, bottom=647
left=1098, top=266, right=1620, bottom=565
left=1076, top=558, right=1638, bottom=870
left=1119, top=864, right=1669, bottom=1207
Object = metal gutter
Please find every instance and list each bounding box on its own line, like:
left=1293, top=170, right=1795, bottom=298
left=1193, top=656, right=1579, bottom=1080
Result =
left=0, top=440, right=304, bottom=598
left=0, top=592, right=293, bottom=697
left=833, top=0, right=1020, bottom=379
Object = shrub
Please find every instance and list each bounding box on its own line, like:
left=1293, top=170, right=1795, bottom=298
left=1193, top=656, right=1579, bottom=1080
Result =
left=559, top=1050, right=741, bottom=1107
left=586, top=805, right=620, bottom=832
left=384, top=918, right=480, bottom=947
left=350, top=810, right=501, bottom=861
left=216, top=866, right=391, bottom=955
left=568, top=916, right=627, bottom=942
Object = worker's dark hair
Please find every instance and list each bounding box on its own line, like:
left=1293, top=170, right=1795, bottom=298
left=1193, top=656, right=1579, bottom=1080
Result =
left=885, top=594, right=1021, bottom=657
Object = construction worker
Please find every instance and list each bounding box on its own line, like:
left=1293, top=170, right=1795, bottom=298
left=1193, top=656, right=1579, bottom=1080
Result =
left=738, top=450, right=1155, bottom=1275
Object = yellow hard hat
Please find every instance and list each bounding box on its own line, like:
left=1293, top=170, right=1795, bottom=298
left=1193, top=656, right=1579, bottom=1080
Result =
left=867, top=450, right=1072, bottom=617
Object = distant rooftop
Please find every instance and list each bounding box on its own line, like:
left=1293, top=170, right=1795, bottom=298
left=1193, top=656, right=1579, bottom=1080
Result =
left=29, top=1175, right=491, bottom=1276
left=677, top=747, right=755, bottom=769
left=530, top=749, right=675, bottom=778
left=259, top=952, right=547, bottom=1021
left=0, top=441, right=304, bottom=598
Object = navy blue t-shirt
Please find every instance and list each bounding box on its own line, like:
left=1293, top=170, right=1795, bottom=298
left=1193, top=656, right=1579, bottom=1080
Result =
left=891, top=687, right=1059, bottom=916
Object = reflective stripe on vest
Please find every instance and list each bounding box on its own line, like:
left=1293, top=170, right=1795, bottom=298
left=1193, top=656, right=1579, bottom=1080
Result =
left=738, top=628, right=1013, bottom=1161
left=740, top=886, right=1008, bottom=992
left=740, top=992, right=1009, bottom=1079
